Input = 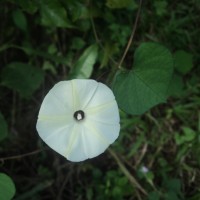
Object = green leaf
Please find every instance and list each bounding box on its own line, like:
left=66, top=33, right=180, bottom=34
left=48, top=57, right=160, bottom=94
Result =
left=165, top=191, right=180, bottom=200
left=167, top=73, right=184, bottom=97
left=1, top=62, right=44, bottom=98
left=113, top=42, right=173, bottom=115
left=12, top=9, right=27, bottom=31
left=145, top=171, right=154, bottom=181
left=0, top=173, right=16, bottom=200
left=71, top=37, right=86, bottom=50
left=163, top=178, right=183, bottom=199
left=42, top=61, right=57, bottom=75
left=175, top=145, right=189, bottom=162
left=70, top=44, right=98, bottom=78
left=148, top=191, right=160, bottom=200
left=62, top=1, right=90, bottom=22
left=39, top=0, right=72, bottom=28
left=174, top=50, right=193, bottom=75
left=182, top=127, right=196, bottom=142
left=175, top=127, right=196, bottom=145
left=106, top=0, right=135, bottom=9
left=13, top=0, right=38, bottom=14
left=0, top=112, right=8, bottom=142
left=154, top=0, right=168, bottom=16
left=99, top=42, right=118, bottom=69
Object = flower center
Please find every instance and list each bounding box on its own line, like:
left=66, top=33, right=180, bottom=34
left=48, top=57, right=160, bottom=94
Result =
left=74, top=110, right=85, bottom=121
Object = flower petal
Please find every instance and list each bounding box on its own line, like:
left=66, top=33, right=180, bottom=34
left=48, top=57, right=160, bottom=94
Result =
left=85, top=100, right=119, bottom=124
left=84, top=82, right=115, bottom=109
left=66, top=124, right=88, bottom=162
left=85, top=120, right=119, bottom=145
left=38, top=81, right=74, bottom=116
left=78, top=121, right=120, bottom=159
left=72, top=79, right=98, bottom=110
left=36, top=119, right=74, bottom=157
left=66, top=120, right=120, bottom=161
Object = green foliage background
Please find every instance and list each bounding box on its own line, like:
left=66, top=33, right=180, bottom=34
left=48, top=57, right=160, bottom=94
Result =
left=0, top=0, right=200, bottom=199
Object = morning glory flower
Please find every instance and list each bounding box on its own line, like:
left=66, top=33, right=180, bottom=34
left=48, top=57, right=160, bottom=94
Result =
left=36, top=79, right=120, bottom=162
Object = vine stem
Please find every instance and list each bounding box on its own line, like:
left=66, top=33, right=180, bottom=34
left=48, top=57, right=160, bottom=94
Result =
left=90, top=16, right=118, bottom=66
left=108, top=148, right=147, bottom=196
left=118, top=0, right=143, bottom=69
left=0, top=148, right=47, bottom=162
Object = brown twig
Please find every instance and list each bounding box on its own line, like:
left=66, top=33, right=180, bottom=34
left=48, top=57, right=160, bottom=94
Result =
left=0, top=148, right=47, bottom=162
left=56, top=172, right=71, bottom=200
left=118, top=0, right=143, bottom=69
left=90, top=15, right=118, bottom=66
left=108, top=148, right=147, bottom=196
left=134, top=143, right=148, bottom=168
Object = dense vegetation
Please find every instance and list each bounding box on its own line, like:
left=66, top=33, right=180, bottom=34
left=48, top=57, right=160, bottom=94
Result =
left=0, top=0, right=200, bottom=199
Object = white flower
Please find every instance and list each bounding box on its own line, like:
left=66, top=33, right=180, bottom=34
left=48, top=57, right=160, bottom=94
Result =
left=36, top=79, right=120, bottom=162
left=140, top=166, right=149, bottom=174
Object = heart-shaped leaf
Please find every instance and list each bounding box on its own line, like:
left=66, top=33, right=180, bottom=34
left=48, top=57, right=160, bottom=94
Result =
left=113, top=42, right=173, bottom=115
